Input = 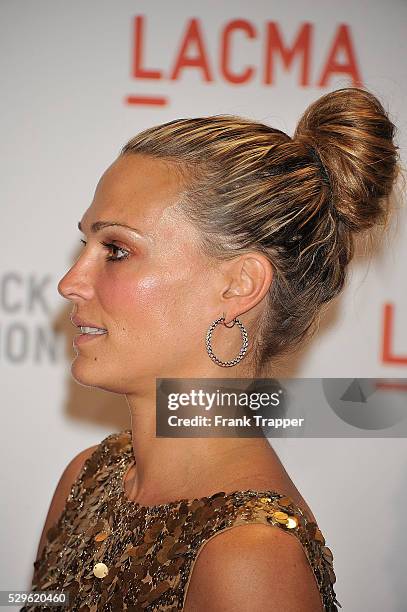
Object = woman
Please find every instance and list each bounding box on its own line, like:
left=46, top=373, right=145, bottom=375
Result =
left=24, top=87, right=398, bottom=611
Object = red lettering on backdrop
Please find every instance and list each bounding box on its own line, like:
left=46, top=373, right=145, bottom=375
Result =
left=318, top=24, right=362, bottom=86
left=221, top=20, right=257, bottom=84
left=170, top=18, right=213, bottom=81
left=264, top=22, right=312, bottom=86
left=133, top=16, right=162, bottom=79
left=382, top=303, right=407, bottom=365
left=128, top=15, right=364, bottom=101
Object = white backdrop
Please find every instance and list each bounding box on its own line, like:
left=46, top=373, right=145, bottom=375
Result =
left=1, top=1, right=406, bottom=611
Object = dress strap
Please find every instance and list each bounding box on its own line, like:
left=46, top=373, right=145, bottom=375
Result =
left=182, top=492, right=341, bottom=611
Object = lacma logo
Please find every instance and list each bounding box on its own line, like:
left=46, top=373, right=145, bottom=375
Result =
left=125, top=15, right=362, bottom=106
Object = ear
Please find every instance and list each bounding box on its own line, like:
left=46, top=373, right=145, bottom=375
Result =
left=218, top=253, right=273, bottom=324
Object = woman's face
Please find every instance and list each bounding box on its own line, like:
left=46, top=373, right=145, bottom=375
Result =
left=58, top=154, right=220, bottom=393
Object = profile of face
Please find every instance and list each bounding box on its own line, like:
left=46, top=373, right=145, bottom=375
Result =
left=57, top=154, right=226, bottom=394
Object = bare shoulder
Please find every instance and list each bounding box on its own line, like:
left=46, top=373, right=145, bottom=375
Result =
left=183, top=523, right=323, bottom=612
left=35, top=443, right=99, bottom=561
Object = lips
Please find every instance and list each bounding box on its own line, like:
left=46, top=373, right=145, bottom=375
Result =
left=71, top=316, right=107, bottom=331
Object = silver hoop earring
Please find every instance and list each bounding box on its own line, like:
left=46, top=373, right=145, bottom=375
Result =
left=205, top=315, right=249, bottom=367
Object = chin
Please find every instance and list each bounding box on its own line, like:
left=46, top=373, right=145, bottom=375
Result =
left=70, top=352, right=157, bottom=394
left=69, top=359, right=125, bottom=394
left=71, top=376, right=128, bottom=395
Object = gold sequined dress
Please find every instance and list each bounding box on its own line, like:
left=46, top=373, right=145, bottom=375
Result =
left=22, top=430, right=341, bottom=611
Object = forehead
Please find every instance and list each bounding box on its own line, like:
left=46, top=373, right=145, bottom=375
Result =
left=85, top=154, right=187, bottom=233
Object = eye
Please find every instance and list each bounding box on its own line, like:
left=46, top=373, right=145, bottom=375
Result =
left=79, top=239, right=130, bottom=262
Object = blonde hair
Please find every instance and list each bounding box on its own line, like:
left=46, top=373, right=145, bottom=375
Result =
left=121, top=87, right=399, bottom=372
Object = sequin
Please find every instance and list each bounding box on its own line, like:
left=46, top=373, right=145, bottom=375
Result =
left=286, top=515, right=299, bottom=529
left=93, top=562, right=108, bottom=578
left=272, top=510, right=289, bottom=522
left=21, top=430, right=341, bottom=611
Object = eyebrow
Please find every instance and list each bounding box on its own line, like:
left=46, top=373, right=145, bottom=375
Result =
left=77, top=220, right=145, bottom=236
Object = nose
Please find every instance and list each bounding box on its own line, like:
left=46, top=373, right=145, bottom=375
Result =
left=57, top=259, right=94, bottom=303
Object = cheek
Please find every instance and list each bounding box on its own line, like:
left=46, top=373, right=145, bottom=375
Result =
left=100, top=272, right=177, bottom=328
left=99, top=255, right=214, bottom=345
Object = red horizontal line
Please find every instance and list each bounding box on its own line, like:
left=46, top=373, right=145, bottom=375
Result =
left=125, top=95, right=168, bottom=106
left=375, top=382, right=407, bottom=392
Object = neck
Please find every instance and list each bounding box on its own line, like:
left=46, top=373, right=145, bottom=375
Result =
left=123, top=362, right=275, bottom=506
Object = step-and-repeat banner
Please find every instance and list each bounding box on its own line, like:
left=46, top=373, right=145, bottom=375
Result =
left=1, top=1, right=406, bottom=610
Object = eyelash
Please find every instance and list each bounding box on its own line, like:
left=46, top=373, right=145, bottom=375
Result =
left=79, top=239, right=130, bottom=263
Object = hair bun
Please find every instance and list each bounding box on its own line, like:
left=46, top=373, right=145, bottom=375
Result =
left=294, top=87, right=399, bottom=233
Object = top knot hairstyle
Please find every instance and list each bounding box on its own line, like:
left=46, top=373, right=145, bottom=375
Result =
left=121, top=87, right=399, bottom=373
